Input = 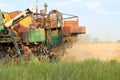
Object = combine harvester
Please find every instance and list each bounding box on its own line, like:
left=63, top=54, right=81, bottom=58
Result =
left=0, top=2, right=86, bottom=61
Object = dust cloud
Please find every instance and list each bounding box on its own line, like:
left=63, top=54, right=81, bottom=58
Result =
left=62, top=43, right=120, bottom=62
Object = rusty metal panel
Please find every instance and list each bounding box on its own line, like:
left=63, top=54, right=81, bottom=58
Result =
left=17, top=26, right=29, bottom=36
left=63, top=26, right=86, bottom=34
left=70, top=26, right=86, bottom=34
left=9, top=11, right=21, bottom=19
left=64, top=21, right=78, bottom=27
left=50, top=17, right=55, bottom=28
left=70, top=27, right=79, bottom=33
left=63, top=26, right=71, bottom=34
left=79, top=26, right=86, bottom=34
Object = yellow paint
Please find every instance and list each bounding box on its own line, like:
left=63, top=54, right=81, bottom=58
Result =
left=20, top=16, right=33, bottom=27
left=3, top=12, right=11, bottom=22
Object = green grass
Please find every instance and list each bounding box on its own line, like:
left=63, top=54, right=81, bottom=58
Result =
left=0, top=58, right=120, bottom=80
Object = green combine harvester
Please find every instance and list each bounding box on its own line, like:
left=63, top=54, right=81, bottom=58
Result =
left=0, top=3, right=86, bottom=61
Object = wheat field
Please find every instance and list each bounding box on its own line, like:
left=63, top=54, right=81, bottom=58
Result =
left=62, top=43, right=120, bottom=61
left=0, top=43, right=120, bottom=80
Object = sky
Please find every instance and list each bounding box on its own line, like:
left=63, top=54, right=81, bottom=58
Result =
left=0, top=0, right=120, bottom=41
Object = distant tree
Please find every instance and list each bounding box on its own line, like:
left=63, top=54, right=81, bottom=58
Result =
left=78, top=34, right=92, bottom=43
left=104, top=41, right=113, bottom=43
left=92, top=38, right=99, bottom=43
left=116, top=40, right=120, bottom=43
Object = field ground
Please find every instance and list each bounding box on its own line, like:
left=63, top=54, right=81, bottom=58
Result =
left=0, top=59, right=120, bottom=80
left=62, top=43, right=120, bottom=61
left=0, top=43, right=120, bottom=80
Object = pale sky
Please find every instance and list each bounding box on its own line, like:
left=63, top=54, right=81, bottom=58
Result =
left=0, top=0, right=120, bottom=41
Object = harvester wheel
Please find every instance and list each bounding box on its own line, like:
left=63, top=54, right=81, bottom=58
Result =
left=49, top=54, right=57, bottom=63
